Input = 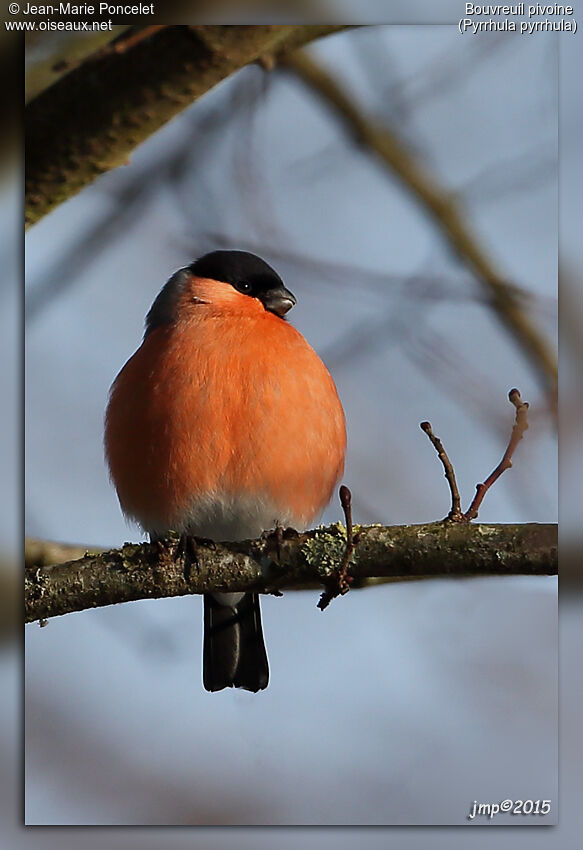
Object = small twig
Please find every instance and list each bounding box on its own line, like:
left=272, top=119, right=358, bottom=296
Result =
left=421, top=389, right=530, bottom=523
left=95, top=25, right=167, bottom=57
left=420, top=421, right=464, bottom=521
left=338, top=485, right=357, bottom=589
left=256, top=54, right=277, bottom=72
left=464, top=388, right=529, bottom=521
left=318, top=485, right=356, bottom=611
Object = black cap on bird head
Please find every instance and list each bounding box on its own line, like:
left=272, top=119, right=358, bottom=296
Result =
left=145, top=250, right=296, bottom=337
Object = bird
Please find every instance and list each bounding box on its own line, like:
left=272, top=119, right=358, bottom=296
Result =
left=104, top=250, right=346, bottom=692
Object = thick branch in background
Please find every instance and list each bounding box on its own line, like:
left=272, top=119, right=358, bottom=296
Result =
left=25, top=522, right=557, bottom=624
left=281, top=50, right=558, bottom=405
left=24, top=27, right=130, bottom=102
left=25, top=24, right=346, bottom=226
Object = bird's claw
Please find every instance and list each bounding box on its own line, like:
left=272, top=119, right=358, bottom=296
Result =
left=173, top=534, right=215, bottom=581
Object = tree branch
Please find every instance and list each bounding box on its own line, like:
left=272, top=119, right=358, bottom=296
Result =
left=25, top=27, right=131, bottom=102
left=280, top=50, right=558, bottom=406
left=25, top=522, right=557, bottom=624
left=25, top=24, right=348, bottom=227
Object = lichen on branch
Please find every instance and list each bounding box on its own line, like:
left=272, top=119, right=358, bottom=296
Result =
left=25, top=522, right=557, bottom=624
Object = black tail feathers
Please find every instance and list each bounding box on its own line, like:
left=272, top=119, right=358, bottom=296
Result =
left=203, top=592, right=269, bottom=692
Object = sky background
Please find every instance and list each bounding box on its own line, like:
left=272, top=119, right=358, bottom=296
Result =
left=8, top=10, right=575, bottom=841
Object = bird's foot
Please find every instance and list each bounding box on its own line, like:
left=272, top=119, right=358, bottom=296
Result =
left=261, top=523, right=299, bottom=563
left=261, top=524, right=300, bottom=596
left=174, top=534, right=216, bottom=581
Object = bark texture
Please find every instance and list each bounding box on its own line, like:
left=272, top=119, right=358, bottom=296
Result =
left=25, top=522, right=557, bottom=623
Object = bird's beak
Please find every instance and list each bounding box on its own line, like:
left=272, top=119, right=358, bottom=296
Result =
left=260, top=285, right=297, bottom=317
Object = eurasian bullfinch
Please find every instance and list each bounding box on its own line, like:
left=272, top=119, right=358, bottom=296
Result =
left=104, top=251, right=346, bottom=692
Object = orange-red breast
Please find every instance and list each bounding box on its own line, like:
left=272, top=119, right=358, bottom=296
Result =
left=104, top=251, right=346, bottom=691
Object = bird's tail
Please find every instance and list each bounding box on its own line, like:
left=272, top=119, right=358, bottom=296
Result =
left=203, top=592, right=269, bottom=692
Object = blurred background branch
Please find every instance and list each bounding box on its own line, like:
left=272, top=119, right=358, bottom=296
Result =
left=281, top=49, right=558, bottom=408
left=25, top=538, right=102, bottom=568
left=24, top=26, right=131, bottom=102
left=25, top=24, right=348, bottom=226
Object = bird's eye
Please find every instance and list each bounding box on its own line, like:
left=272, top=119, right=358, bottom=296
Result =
left=237, top=281, right=252, bottom=294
